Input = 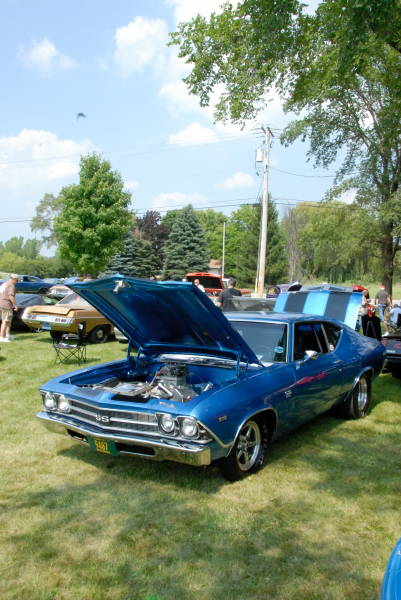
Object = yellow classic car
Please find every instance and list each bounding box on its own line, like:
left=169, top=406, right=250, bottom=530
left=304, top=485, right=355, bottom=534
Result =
left=22, top=292, right=114, bottom=343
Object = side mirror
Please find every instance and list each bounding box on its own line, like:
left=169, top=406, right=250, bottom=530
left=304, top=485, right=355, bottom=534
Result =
left=300, top=350, right=318, bottom=364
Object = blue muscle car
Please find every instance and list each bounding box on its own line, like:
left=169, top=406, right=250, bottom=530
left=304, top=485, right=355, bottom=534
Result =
left=378, top=537, right=401, bottom=600
left=36, top=276, right=385, bottom=481
left=0, top=275, right=51, bottom=294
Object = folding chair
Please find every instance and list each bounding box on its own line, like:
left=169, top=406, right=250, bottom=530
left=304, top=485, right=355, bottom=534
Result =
left=53, top=321, right=87, bottom=366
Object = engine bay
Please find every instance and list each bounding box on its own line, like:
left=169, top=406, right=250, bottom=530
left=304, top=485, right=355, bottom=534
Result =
left=86, top=363, right=213, bottom=403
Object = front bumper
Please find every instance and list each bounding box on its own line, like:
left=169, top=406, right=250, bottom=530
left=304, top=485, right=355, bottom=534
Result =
left=37, top=411, right=211, bottom=466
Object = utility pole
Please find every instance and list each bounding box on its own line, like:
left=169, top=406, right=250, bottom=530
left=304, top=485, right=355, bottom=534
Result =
left=257, top=126, right=272, bottom=298
left=222, top=221, right=225, bottom=278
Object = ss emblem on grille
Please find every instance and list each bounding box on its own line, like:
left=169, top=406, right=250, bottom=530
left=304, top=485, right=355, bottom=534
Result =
left=96, top=414, right=110, bottom=423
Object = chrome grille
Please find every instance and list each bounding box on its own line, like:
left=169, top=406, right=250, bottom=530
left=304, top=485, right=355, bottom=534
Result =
left=69, top=399, right=158, bottom=435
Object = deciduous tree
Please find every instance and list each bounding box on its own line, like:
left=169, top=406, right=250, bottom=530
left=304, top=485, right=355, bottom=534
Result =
left=54, top=153, right=132, bottom=277
left=30, top=193, right=64, bottom=248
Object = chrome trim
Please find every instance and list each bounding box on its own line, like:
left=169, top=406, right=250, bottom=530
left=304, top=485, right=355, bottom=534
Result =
left=67, top=397, right=158, bottom=418
left=36, top=412, right=211, bottom=466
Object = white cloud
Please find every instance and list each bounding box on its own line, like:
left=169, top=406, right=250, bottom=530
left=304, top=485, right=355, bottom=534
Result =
left=18, top=38, right=77, bottom=75
left=0, top=129, right=95, bottom=190
left=166, top=0, right=235, bottom=24
left=114, top=16, right=169, bottom=76
left=215, top=172, right=255, bottom=190
left=124, top=180, right=139, bottom=190
left=151, top=191, right=207, bottom=211
left=169, top=122, right=218, bottom=145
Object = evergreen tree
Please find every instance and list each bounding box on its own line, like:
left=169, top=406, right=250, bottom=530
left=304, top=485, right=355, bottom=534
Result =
left=162, top=204, right=209, bottom=280
left=132, top=238, right=158, bottom=278
left=99, top=233, right=137, bottom=278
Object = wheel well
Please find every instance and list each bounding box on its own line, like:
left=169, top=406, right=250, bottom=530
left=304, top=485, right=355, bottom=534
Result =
left=257, top=409, right=277, bottom=444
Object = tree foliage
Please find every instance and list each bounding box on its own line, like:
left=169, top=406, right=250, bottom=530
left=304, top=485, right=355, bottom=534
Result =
left=30, top=193, right=64, bottom=248
left=54, top=153, right=132, bottom=277
left=171, top=0, right=401, bottom=124
left=162, top=204, right=209, bottom=280
left=136, top=210, right=169, bottom=270
left=227, top=198, right=288, bottom=286
left=171, top=0, right=401, bottom=293
left=99, top=232, right=137, bottom=278
left=132, top=237, right=159, bottom=278
left=197, top=209, right=226, bottom=259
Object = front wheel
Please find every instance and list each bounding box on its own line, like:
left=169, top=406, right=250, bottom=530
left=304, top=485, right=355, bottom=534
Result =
left=218, top=416, right=269, bottom=482
left=89, top=325, right=110, bottom=344
left=38, top=288, right=47, bottom=294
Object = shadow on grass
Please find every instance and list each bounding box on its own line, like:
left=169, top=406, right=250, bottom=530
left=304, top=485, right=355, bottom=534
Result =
left=3, top=381, right=399, bottom=598
left=2, top=463, right=386, bottom=600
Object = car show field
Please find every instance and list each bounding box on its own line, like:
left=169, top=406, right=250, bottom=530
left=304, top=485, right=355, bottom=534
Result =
left=0, top=325, right=400, bottom=600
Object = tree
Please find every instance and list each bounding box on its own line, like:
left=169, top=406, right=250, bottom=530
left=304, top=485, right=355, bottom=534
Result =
left=54, top=153, right=132, bottom=277
left=161, top=210, right=181, bottom=232
left=171, top=0, right=401, bottom=125
left=23, top=238, right=41, bottom=260
left=162, top=205, right=209, bottom=280
left=228, top=199, right=287, bottom=286
left=197, top=209, right=226, bottom=259
left=99, top=232, right=137, bottom=278
left=132, top=238, right=159, bottom=278
left=171, top=1, right=401, bottom=294
left=136, top=210, right=169, bottom=270
left=281, top=205, right=301, bottom=282
left=30, top=193, right=65, bottom=248
left=5, top=237, right=24, bottom=257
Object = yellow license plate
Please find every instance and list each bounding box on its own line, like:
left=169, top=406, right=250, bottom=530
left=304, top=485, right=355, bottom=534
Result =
left=87, top=436, right=118, bottom=456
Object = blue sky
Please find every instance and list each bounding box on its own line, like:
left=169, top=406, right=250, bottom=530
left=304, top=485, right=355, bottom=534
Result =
left=0, top=0, right=341, bottom=256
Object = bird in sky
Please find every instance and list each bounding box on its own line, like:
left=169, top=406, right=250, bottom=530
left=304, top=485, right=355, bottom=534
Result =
left=76, top=113, right=87, bottom=120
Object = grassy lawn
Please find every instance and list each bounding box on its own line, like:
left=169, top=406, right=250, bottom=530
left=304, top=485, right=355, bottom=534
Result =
left=0, top=332, right=400, bottom=600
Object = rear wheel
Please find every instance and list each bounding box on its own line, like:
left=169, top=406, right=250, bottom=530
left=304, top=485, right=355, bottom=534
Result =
left=50, top=331, right=63, bottom=340
left=89, top=325, right=110, bottom=344
left=218, top=416, right=269, bottom=482
left=333, top=373, right=371, bottom=419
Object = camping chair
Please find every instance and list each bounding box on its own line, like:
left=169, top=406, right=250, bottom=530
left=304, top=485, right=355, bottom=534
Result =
left=53, top=321, right=87, bottom=366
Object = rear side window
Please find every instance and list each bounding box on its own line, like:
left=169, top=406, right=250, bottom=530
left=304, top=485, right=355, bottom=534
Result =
left=323, top=323, right=341, bottom=351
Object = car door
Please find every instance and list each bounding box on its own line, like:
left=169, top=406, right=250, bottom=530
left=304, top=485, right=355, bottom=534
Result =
left=291, top=321, right=343, bottom=424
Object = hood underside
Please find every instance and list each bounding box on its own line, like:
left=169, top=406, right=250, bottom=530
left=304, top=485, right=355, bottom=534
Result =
left=69, top=276, right=261, bottom=364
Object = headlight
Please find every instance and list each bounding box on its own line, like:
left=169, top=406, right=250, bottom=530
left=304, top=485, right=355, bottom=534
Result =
left=160, top=413, right=175, bottom=433
left=57, top=395, right=71, bottom=413
left=180, top=418, right=198, bottom=438
left=43, top=392, right=56, bottom=410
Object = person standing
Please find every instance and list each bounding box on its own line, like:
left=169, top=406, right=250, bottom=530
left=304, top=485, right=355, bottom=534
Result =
left=375, top=284, right=392, bottom=333
left=217, top=277, right=242, bottom=310
left=0, top=274, right=18, bottom=342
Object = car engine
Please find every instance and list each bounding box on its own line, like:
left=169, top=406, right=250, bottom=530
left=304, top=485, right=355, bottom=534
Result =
left=89, top=363, right=213, bottom=403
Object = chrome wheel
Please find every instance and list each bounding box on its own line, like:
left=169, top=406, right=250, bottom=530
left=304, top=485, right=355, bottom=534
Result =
left=236, top=420, right=261, bottom=472
left=357, top=377, right=368, bottom=411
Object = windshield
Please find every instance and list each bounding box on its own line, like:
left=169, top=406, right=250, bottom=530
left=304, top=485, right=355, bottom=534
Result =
left=231, top=321, right=288, bottom=363
left=57, top=292, right=90, bottom=306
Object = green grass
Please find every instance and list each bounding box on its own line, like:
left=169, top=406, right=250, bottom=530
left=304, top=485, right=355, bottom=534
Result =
left=0, top=332, right=400, bottom=600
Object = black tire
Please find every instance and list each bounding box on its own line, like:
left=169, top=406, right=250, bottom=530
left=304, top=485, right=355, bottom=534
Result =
left=50, top=331, right=63, bottom=340
left=38, top=288, right=47, bottom=294
left=89, top=325, right=110, bottom=344
left=333, top=373, right=371, bottom=419
left=391, top=368, right=401, bottom=380
left=218, top=416, right=269, bottom=482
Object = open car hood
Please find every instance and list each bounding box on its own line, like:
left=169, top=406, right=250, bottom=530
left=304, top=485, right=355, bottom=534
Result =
left=274, top=287, right=362, bottom=329
left=69, top=276, right=261, bottom=364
